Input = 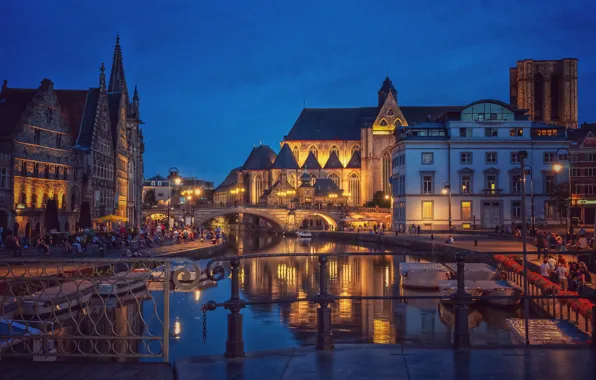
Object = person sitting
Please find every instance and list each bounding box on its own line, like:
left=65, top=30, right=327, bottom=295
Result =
left=445, top=235, right=454, bottom=244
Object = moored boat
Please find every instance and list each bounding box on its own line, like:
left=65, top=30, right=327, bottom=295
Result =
left=475, top=280, right=522, bottom=306
left=96, top=271, right=149, bottom=297
left=296, top=229, right=313, bottom=239
left=444, top=263, right=498, bottom=281
left=0, top=318, right=56, bottom=361
left=20, top=280, right=94, bottom=318
left=400, top=263, right=450, bottom=289
left=438, top=280, right=481, bottom=301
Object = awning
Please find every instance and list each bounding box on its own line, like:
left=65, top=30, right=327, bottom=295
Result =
left=94, top=215, right=128, bottom=223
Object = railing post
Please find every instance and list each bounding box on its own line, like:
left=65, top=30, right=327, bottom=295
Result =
left=163, top=262, right=171, bottom=362
left=453, top=252, right=470, bottom=349
left=591, top=305, right=596, bottom=348
left=315, top=255, right=333, bottom=350
left=224, top=257, right=245, bottom=358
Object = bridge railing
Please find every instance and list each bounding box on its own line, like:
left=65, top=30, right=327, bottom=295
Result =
left=144, top=204, right=390, bottom=213
left=0, top=257, right=205, bottom=362
left=201, top=250, right=596, bottom=357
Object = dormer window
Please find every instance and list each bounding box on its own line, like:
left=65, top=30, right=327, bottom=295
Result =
left=387, top=108, right=394, bottom=116
left=380, top=119, right=388, bottom=127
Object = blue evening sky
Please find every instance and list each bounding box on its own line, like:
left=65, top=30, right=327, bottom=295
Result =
left=1, top=0, right=595, bottom=185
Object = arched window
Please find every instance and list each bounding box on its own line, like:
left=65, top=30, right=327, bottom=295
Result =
left=329, top=145, right=340, bottom=157
left=394, top=119, right=402, bottom=127
left=387, top=108, right=394, bottom=116
left=380, top=119, right=388, bottom=127
left=254, top=175, right=263, bottom=204
left=292, top=146, right=300, bottom=163
left=308, top=145, right=318, bottom=159
left=32, top=193, right=37, bottom=209
left=348, top=173, right=360, bottom=205
left=382, top=151, right=391, bottom=194
left=288, top=172, right=297, bottom=189
left=310, top=173, right=317, bottom=186
left=328, top=172, right=340, bottom=187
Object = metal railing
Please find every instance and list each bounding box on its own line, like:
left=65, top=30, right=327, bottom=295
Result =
left=0, top=257, right=203, bottom=362
left=201, top=250, right=596, bottom=358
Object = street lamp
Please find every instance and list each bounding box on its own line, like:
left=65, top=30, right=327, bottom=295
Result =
left=518, top=150, right=530, bottom=345
left=167, top=167, right=180, bottom=231
left=523, top=165, right=535, bottom=235
left=553, top=147, right=572, bottom=234
left=442, top=182, right=452, bottom=230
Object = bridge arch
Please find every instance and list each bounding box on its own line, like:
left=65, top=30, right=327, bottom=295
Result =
left=297, top=212, right=338, bottom=230
left=195, top=207, right=286, bottom=232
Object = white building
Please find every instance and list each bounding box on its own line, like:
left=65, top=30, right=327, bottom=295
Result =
left=391, top=100, right=570, bottom=230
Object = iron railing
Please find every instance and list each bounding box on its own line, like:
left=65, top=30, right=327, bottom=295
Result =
left=201, top=250, right=596, bottom=357
left=0, top=257, right=205, bottom=362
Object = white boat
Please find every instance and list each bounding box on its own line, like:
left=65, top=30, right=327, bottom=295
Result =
left=505, top=319, right=590, bottom=345
left=444, top=263, right=498, bottom=281
left=96, top=272, right=149, bottom=297
left=0, top=318, right=57, bottom=361
left=438, top=280, right=482, bottom=300
left=20, top=280, right=95, bottom=318
left=400, top=263, right=450, bottom=289
left=296, top=230, right=313, bottom=239
left=475, top=280, right=521, bottom=306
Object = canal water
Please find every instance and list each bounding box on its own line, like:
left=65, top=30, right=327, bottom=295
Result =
left=139, top=233, right=522, bottom=361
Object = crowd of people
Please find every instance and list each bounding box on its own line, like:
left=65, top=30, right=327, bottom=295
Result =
left=534, top=227, right=595, bottom=256
left=540, top=254, right=592, bottom=291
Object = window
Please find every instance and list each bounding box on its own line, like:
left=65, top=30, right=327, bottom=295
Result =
left=545, top=174, right=555, bottom=194
left=351, top=145, right=360, bottom=155
left=510, top=152, right=520, bottom=163
left=509, top=128, right=523, bottom=137
left=348, top=173, right=360, bottom=205
left=586, top=168, right=596, bottom=177
left=461, top=201, right=472, bottom=220
left=328, top=172, right=340, bottom=187
left=157, top=181, right=162, bottom=186
left=0, top=167, right=8, bottom=189
left=421, top=152, right=433, bottom=164
left=45, top=107, right=53, bottom=123
left=380, top=119, right=388, bottom=126
left=517, top=128, right=523, bottom=136
left=459, top=128, right=472, bottom=137
left=485, top=152, right=497, bottom=164
left=511, top=201, right=521, bottom=219
left=485, top=128, right=498, bottom=137
left=44, top=164, right=49, bottom=179
left=292, top=146, right=300, bottom=163
left=422, top=201, right=433, bottom=220
left=511, top=175, right=521, bottom=194
left=460, top=152, right=472, bottom=164
left=545, top=201, right=556, bottom=219
left=394, top=119, right=402, bottom=127
left=543, top=152, right=556, bottom=163
left=55, top=166, right=60, bottom=179
left=329, top=145, right=340, bottom=157
left=21, top=161, right=27, bottom=176
left=461, top=175, right=471, bottom=193
left=571, top=168, right=580, bottom=177
left=486, top=175, right=497, bottom=191
left=56, top=133, right=61, bottom=148
left=387, top=108, right=394, bottom=116
left=308, top=145, right=318, bottom=159
left=382, top=151, right=391, bottom=194
left=422, top=175, right=433, bottom=194
left=34, top=129, right=41, bottom=145
left=151, top=181, right=156, bottom=186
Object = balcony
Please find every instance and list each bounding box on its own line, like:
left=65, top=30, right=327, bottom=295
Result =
left=482, top=188, right=503, bottom=195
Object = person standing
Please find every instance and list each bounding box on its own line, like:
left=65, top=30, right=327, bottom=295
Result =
left=555, top=262, right=569, bottom=290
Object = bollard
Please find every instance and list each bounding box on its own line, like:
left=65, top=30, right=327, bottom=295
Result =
left=315, top=255, right=334, bottom=350
left=474, top=239, right=478, bottom=247
left=592, top=305, right=596, bottom=348
left=452, top=252, right=470, bottom=349
left=224, top=257, right=245, bottom=358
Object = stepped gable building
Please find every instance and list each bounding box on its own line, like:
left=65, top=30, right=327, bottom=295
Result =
left=509, top=59, right=578, bottom=129
left=0, top=36, right=144, bottom=237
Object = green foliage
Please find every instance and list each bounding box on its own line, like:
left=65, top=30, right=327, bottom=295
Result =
left=144, top=189, right=157, bottom=207
left=364, top=191, right=391, bottom=208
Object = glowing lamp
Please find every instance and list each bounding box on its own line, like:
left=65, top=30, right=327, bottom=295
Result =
left=441, top=188, right=448, bottom=195
left=174, top=178, right=182, bottom=185
left=553, top=163, right=563, bottom=172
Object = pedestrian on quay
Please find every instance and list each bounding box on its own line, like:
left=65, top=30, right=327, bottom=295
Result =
left=535, top=232, right=546, bottom=260
left=417, top=224, right=421, bottom=236
left=555, top=262, right=569, bottom=290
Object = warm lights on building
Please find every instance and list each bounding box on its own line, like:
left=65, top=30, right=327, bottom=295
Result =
left=373, top=318, right=391, bottom=344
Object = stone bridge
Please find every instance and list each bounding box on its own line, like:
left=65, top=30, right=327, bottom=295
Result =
left=143, top=205, right=390, bottom=232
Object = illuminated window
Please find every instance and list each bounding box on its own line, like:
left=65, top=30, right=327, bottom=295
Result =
left=387, top=108, right=394, bottom=116
left=394, top=119, right=402, bottom=127
left=329, top=145, right=340, bottom=157
left=328, top=172, right=340, bottom=187
left=380, top=119, right=388, bottom=127
left=422, top=201, right=433, bottom=220
left=461, top=201, right=472, bottom=220
left=460, top=175, right=471, bottom=193
left=292, top=146, right=299, bottom=162
left=308, top=145, right=318, bottom=159
left=351, top=144, right=360, bottom=155
left=348, top=173, right=360, bottom=205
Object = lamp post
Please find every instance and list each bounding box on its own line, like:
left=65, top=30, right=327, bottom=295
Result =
left=553, top=147, right=572, bottom=234
left=442, top=182, right=452, bottom=230
left=167, top=167, right=181, bottom=231
left=523, top=165, right=535, bottom=235
left=518, top=150, right=530, bottom=344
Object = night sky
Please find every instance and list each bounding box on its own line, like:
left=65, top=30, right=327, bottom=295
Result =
left=1, top=0, right=595, bottom=185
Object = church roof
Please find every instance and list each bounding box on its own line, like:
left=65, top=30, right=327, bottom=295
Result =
left=145, top=174, right=168, bottom=182
left=314, top=178, right=341, bottom=196
left=302, top=151, right=321, bottom=170
left=285, top=106, right=464, bottom=141
left=345, top=150, right=361, bottom=168
left=324, top=151, right=343, bottom=169
left=75, top=89, right=100, bottom=149
left=214, top=167, right=241, bottom=192
left=300, top=172, right=312, bottom=181
left=107, top=92, right=122, bottom=147
left=242, top=145, right=277, bottom=170
left=379, top=76, right=397, bottom=96
left=55, top=90, right=88, bottom=136
left=0, top=88, right=36, bottom=134
left=271, top=144, right=300, bottom=169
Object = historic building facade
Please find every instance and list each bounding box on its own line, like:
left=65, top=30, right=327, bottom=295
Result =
left=509, top=59, right=578, bottom=129
left=568, top=123, right=596, bottom=226
left=0, top=36, right=144, bottom=236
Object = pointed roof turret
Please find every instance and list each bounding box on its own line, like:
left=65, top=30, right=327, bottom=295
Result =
left=99, top=62, right=106, bottom=90
left=324, top=151, right=343, bottom=169
left=108, top=34, right=127, bottom=93
left=378, top=76, right=397, bottom=107
left=133, top=85, right=139, bottom=100
left=345, top=150, right=361, bottom=169
left=271, top=144, right=299, bottom=169
left=301, top=151, right=321, bottom=170
left=242, top=145, right=277, bottom=170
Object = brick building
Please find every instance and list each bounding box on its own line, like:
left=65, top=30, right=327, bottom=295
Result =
left=0, top=36, right=144, bottom=238
left=569, top=123, right=596, bottom=226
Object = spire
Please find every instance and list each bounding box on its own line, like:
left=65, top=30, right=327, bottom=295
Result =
left=132, top=85, right=140, bottom=117
left=108, top=34, right=127, bottom=93
left=133, top=85, right=139, bottom=100
left=378, top=76, right=397, bottom=107
left=99, top=62, right=106, bottom=90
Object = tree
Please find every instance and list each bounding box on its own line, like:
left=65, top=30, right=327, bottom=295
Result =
left=364, top=191, right=391, bottom=208
left=549, top=182, right=569, bottom=224
left=144, top=189, right=157, bottom=207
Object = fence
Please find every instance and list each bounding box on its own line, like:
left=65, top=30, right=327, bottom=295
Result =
left=0, top=257, right=204, bottom=362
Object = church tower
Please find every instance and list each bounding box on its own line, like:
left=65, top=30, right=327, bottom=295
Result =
left=108, top=35, right=127, bottom=94
left=509, top=59, right=578, bottom=129
left=378, top=76, right=398, bottom=107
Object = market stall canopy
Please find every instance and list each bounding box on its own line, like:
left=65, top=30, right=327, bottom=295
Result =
left=94, top=215, right=128, bottom=223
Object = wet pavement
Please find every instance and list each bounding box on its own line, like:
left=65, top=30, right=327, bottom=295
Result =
left=175, top=344, right=596, bottom=379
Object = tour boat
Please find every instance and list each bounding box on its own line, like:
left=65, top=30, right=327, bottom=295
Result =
left=20, top=280, right=95, bottom=318
left=437, top=280, right=482, bottom=300
left=96, top=271, right=149, bottom=297
left=475, top=280, right=522, bottom=306
left=444, top=263, right=498, bottom=281
left=400, top=263, right=450, bottom=289
left=505, top=319, right=590, bottom=345
left=0, top=318, right=57, bottom=361
left=296, top=229, right=313, bottom=239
